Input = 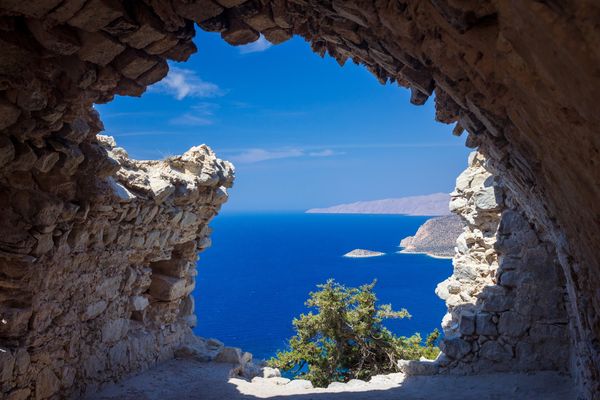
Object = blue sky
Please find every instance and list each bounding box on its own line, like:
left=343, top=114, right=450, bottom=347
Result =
left=96, top=30, right=470, bottom=211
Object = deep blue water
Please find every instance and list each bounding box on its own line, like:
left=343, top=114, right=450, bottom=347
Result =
left=193, top=212, right=452, bottom=360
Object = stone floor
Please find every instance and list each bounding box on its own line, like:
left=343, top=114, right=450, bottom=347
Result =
left=89, top=359, right=576, bottom=400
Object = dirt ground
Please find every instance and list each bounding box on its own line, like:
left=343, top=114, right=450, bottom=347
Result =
left=88, top=359, right=576, bottom=400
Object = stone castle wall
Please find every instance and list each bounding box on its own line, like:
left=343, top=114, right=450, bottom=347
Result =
left=436, top=151, right=570, bottom=373
left=0, top=135, right=233, bottom=399
left=0, top=0, right=598, bottom=398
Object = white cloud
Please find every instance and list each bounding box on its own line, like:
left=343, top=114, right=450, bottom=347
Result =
left=191, top=102, right=219, bottom=115
left=227, top=148, right=340, bottom=164
left=239, top=35, right=272, bottom=54
left=308, top=149, right=340, bottom=157
left=154, top=67, right=221, bottom=100
left=169, top=113, right=214, bottom=126
left=229, top=148, right=303, bottom=163
left=168, top=102, right=220, bottom=126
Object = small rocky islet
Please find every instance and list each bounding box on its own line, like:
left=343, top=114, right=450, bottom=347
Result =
left=343, top=249, right=385, bottom=258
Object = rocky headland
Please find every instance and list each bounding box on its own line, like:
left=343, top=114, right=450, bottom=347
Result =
left=307, top=193, right=451, bottom=216
left=399, top=215, right=465, bottom=258
left=343, top=249, right=385, bottom=258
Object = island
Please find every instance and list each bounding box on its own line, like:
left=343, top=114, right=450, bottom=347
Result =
left=306, top=193, right=451, bottom=216
left=399, top=215, right=464, bottom=259
left=343, top=249, right=385, bottom=258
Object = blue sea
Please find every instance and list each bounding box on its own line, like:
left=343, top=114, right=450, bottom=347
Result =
left=193, top=212, right=452, bottom=360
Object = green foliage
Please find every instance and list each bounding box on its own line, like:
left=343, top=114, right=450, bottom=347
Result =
left=268, top=280, right=440, bottom=387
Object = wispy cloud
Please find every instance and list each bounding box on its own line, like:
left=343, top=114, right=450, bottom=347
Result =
left=227, top=148, right=341, bottom=164
left=153, top=67, right=222, bottom=100
left=169, top=114, right=214, bottom=126
left=168, top=102, right=220, bottom=126
left=191, top=102, right=219, bottom=115
left=308, top=149, right=339, bottom=157
left=220, top=142, right=460, bottom=154
left=101, top=111, right=164, bottom=118
left=229, top=148, right=303, bottom=163
left=239, top=35, right=272, bottom=54
left=112, top=130, right=182, bottom=137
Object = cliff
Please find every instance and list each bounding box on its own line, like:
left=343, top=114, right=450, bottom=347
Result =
left=307, top=193, right=451, bottom=216
left=399, top=215, right=464, bottom=258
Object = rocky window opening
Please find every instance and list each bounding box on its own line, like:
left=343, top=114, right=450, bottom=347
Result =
left=0, top=1, right=598, bottom=399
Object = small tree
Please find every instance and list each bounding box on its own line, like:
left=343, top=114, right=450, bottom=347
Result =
left=268, top=279, right=440, bottom=387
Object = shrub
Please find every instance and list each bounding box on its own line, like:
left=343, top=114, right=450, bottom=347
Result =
left=268, top=279, right=440, bottom=387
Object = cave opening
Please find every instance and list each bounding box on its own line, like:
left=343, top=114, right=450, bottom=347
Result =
left=95, top=27, right=468, bottom=365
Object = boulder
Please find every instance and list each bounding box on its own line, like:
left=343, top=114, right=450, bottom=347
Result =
left=398, top=359, right=440, bottom=375
left=148, top=274, right=187, bottom=301
left=174, top=343, right=211, bottom=362
left=459, top=311, right=476, bottom=335
left=476, top=313, right=498, bottom=336
left=262, top=367, right=281, bottom=378
left=214, top=347, right=242, bottom=364
left=206, top=338, right=224, bottom=349
left=440, top=337, right=471, bottom=360
left=498, top=311, right=529, bottom=337
left=479, top=341, right=513, bottom=362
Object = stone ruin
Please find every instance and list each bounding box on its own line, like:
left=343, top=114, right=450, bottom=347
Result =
left=0, top=0, right=598, bottom=399
left=436, top=151, right=570, bottom=374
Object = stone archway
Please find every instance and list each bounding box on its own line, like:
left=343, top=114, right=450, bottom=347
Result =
left=0, top=1, right=598, bottom=399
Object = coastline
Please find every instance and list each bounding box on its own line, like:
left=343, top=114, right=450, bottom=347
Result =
left=396, top=248, right=453, bottom=260
left=343, top=254, right=385, bottom=258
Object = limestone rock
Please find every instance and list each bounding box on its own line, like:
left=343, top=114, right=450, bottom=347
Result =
left=35, top=367, right=60, bottom=399
left=262, top=367, right=281, bottom=378
left=101, top=318, right=129, bottom=344
left=148, top=274, right=187, bottom=301
left=214, top=347, right=242, bottom=364
left=257, top=376, right=290, bottom=385
left=83, top=300, right=107, bottom=320
left=475, top=313, right=498, bottom=336
left=440, top=338, right=471, bottom=360
left=399, top=214, right=464, bottom=258
left=498, top=312, right=528, bottom=337
left=397, top=359, right=440, bottom=375
left=480, top=341, right=513, bottom=362
left=459, top=311, right=476, bottom=335
left=286, top=379, right=314, bottom=390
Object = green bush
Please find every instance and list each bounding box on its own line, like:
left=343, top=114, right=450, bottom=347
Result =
left=268, top=279, right=440, bottom=387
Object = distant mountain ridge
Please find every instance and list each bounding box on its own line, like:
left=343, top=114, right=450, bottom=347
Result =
left=306, top=193, right=451, bottom=216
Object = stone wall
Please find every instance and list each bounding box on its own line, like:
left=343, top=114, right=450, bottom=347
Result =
left=0, top=134, right=233, bottom=399
left=0, top=0, right=598, bottom=398
left=436, top=151, right=570, bottom=373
